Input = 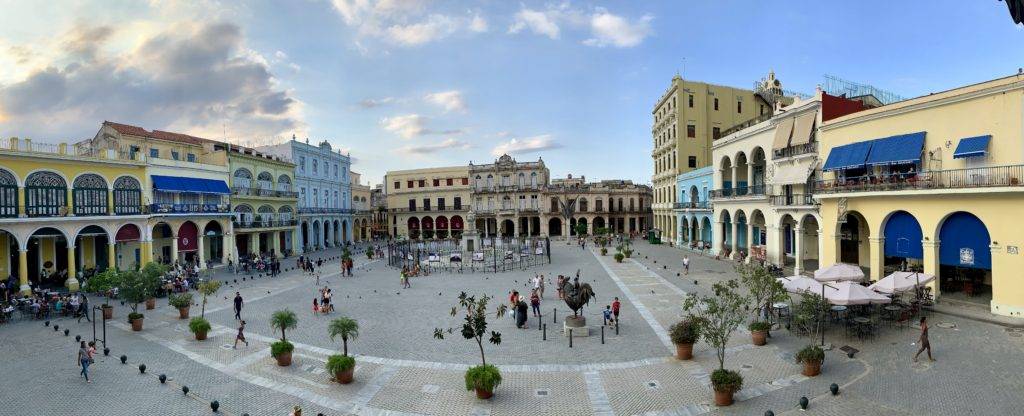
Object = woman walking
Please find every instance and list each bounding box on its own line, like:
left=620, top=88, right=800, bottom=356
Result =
left=530, top=289, right=541, bottom=317
left=233, top=320, right=249, bottom=348
left=913, top=316, right=934, bottom=362
left=77, top=340, right=95, bottom=383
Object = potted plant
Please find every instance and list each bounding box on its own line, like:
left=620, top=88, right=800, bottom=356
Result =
left=140, top=263, right=168, bottom=310
left=683, top=279, right=750, bottom=406
left=748, top=321, right=771, bottom=346
left=796, top=345, right=824, bottom=377
left=614, top=252, right=624, bottom=263
left=168, top=293, right=193, bottom=319
left=434, top=293, right=507, bottom=399
left=737, top=263, right=786, bottom=346
left=117, top=269, right=159, bottom=332
left=669, top=319, right=700, bottom=360
left=270, top=309, right=298, bottom=366
left=326, top=317, right=360, bottom=384
left=365, top=247, right=374, bottom=259
left=189, top=317, right=212, bottom=341
left=84, top=268, right=117, bottom=319
left=197, top=280, right=222, bottom=318
left=600, top=247, right=608, bottom=256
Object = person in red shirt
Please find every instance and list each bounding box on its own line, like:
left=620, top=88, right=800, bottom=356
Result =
left=611, top=297, right=621, bottom=323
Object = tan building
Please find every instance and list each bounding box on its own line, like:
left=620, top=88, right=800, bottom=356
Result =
left=350, top=171, right=373, bottom=241
left=545, top=175, right=652, bottom=238
left=651, top=72, right=781, bottom=244
left=385, top=166, right=471, bottom=239
left=370, top=184, right=388, bottom=239
left=469, top=155, right=549, bottom=237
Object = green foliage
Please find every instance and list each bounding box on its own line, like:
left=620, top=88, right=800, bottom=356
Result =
left=271, top=309, right=298, bottom=342
left=140, top=262, right=169, bottom=283
left=366, top=247, right=374, bottom=259
left=795, top=345, right=825, bottom=364
left=737, top=263, right=787, bottom=325
left=326, top=354, right=356, bottom=375
left=128, top=312, right=144, bottom=320
left=117, top=269, right=160, bottom=314
left=84, top=268, right=118, bottom=305
left=188, top=317, right=211, bottom=334
left=433, top=292, right=506, bottom=366
left=793, top=293, right=830, bottom=339
left=270, top=340, right=294, bottom=357
left=710, top=369, right=743, bottom=393
left=748, top=321, right=771, bottom=332
left=574, top=222, right=588, bottom=236
left=197, top=280, right=222, bottom=318
left=669, top=319, right=701, bottom=345
left=682, top=279, right=750, bottom=371
left=600, top=247, right=608, bottom=256
left=328, top=317, right=360, bottom=356
left=614, top=253, right=624, bottom=263
left=168, top=293, right=193, bottom=309
left=464, top=364, right=502, bottom=392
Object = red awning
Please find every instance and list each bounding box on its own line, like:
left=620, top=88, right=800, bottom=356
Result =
left=436, top=216, right=448, bottom=230
left=421, top=217, right=434, bottom=230
left=178, top=222, right=198, bottom=252
left=115, top=224, right=141, bottom=243
left=450, top=216, right=464, bottom=230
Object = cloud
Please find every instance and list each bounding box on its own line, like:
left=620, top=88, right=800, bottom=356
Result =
left=469, top=14, right=488, bottom=33
left=330, top=0, right=485, bottom=47
left=583, top=10, right=653, bottom=48
left=358, top=97, right=396, bottom=108
left=491, top=134, right=561, bottom=156
left=398, top=137, right=470, bottom=154
left=424, top=90, right=466, bottom=112
left=0, top=22, right=305, bottom=140
left=385, top=14, right=458, bottom=46
left=380, top=113, right=462, bottom=138
left=508, top=8, right=561, bottom=39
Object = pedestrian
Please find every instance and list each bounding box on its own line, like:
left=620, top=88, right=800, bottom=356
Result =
left=611, top=297, right=621, bottom=324
left=509, top=291, right=519, bottom=320
left=77, top=340, right=94, bottom=383
left=683, top=256, right=690, bottom=275
left=233, top=320, right=249, bottom=348
left=530, top=289, right=541, bottom=317
left=312, top=298, right=319, bottom=315
left=233, top=292, right=243, bottom=320
left=532, top=274, right=541, bottom=295
left=913, top=316, right=934, bottom=362
left=603, top=305, right=613, bottom=325
left=556, top=275, right=565, bottom=300
left=77, top=294, right=90, bottom=323
left=538, top=274, right=545, bottom=299
left=515, top=300, right=528, bottom=329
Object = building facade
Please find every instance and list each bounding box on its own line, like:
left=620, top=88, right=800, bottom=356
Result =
left=370, top=185, right=388, bottom=240
left=674, top=166, right=714, bottom=248
left=385, top=166, right=471, bottom=239
left=651, top=73, right=779, bottom=245
left=225, top=146, right=298, bottom=258
left=547, top=176, right=652, bottom=238
left=470, top=155, right=549, bottom=237
left=350, top=171, right=372, bottom=241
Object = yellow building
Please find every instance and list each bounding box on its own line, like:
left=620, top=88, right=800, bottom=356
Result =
left=816, top=73, right=1024, bottom=317
left=651, top=72, right=779, bottom=244
left=470, top=155, right=549, bottom=237
left=226, top=146, right=299, bottom=258
left=350, top=171, right=373, bottom=241
left=385, top=166, right=471, bottom=239
left=0, top=137, right=149, bottom=294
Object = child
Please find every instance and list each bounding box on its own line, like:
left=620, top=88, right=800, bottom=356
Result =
left=312, top=298, right=320, bottom=315
left=612, top=297, right=621, bottom=324
left=603, top=305, right=613, bottom=325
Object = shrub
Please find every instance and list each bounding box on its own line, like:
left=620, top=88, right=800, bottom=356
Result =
left=366, top=247, right=374, bottom=259
left=748, top=321, right=771, bottom=332
left=623, top=248, right=633, bottom=258
left=669, top=320, right=700, bottom=344
left=326, top=354, right=356, bottom=376
left=168, top=293, right=193, bottom=309
left=600, top=247, right=608, bottom=256
left=128, top=312, right=144, bottom=320
left=710, top=369, right=743, bottom=393
left=464, top=364, right=502, bottom=392
left=614, top=253, right=624, bottom=263
left=795, top=345, right=825, bottom=364
left=271, top=340, right=294, bottom=357
left=189, top=317, right=211, bottom=334
left=328, top=317, right=360, bottom=356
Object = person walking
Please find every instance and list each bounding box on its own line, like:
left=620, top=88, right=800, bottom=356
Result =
left=233, top=320, right=249, bottom=348
left=682, top=256, right=690, bottom=275
left=233, top=292, right=244, bottom=320
left=77, top=340, right=95, bottom=383
left=913, top=316, right=934, bottom=362
left=611, top=297, right=621, bottom=324
left=530, top=289, right=541, bottom=318
left=538, top=274, right=545, bottom=299
left=77, top=294, right=90, bottom=323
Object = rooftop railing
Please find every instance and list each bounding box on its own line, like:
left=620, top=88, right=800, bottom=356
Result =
left=814, top=164, right=1024, bottom=194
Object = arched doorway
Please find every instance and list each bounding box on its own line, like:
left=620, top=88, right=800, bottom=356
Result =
left=422, top=216, right=435, bottom=239
left=152, top=222, right=174, bottom=264
left=436, top=216, right=449, bottom=239
left=177, top=221, right=199, bottom=264
left=26, top=171, right=67, bottom=217
left=312, top=220, right=322, bottom=249
left=576, top=218, right=588, bottom=236
left=27, top=227, right=68, bottom=289
left=883, top=211, right=923, bottom=274
left=569, top=218, right=577, bottom=236
left=450, top=215, right=464, bottom=239
left=938, top=212, right=991, bottom=302
left=72, top=174, right=108, bottom=216
left=593, top=216, right=606, bottom=232
left=679, top=218, right=690, bottom=244
left=0, top=228, right=20, bottom=287
left=735, top=210, right=748, bottom=256
left=301, top=221, right=309, bottom=251
left=720, top=211, right=733, bottom=253
left=114, top=224, right=141, bottom=270
left=548, top=217, right=562, bottom=237
left=407, top=217, right=420, bottom=239
left=838, top=211, right=870, bottom=270
left=800, top=215, right=822, bottom=273
left=75, top=225, right=110, bottom=277
left=701, top=217, right=713, bottom=243
left=203, top=221, right=223, bottom=264
left=501, top=219, right=515, bottom=237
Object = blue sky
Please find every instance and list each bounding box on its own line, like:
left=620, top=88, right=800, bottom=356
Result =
left=0, top=1, right=1021, bottom=186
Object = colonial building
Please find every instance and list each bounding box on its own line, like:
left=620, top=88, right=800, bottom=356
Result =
left=258, top=138, right=352, bottom=251
left=224, top=145, right=298, bottom=258
left=350, top=171, right=373, bottom=241
left=385, top=166, right=471, bottom=239
left=370, top=184, right=388, bottom=240
left=674, top=166, right=713, bottom=248
left=469, top=155, right=549, bottom=237
left=651, top=72, right=781, bottom=245
left=546, top=176, right=653, bottom=238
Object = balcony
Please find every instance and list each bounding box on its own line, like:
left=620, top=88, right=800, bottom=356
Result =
left=710, top=185, right=766, bottom=199
left=232, top=186, right=298, bottom=198
left=389, top=206, right=468, bottom=214
left=769, top=194, right=817, bottom=207
left=150, top=203, right=231, bottom=214
left=673, top=201, right=711, bottom=210
left=773, top=142, right=818, bottom=159
left=299, top=207, right=348, bottom=214
left=815, top=164, right=1024, bottom=195
left=473, top=185, right=543, bottom=193
left=233, top=219, right=298, bottom=229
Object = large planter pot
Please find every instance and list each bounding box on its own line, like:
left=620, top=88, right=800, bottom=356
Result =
left=130, top=317, right=144, bottom=331
left=713, top=389, right=734, bottom=406
left=102, top=305, right=113, bottom=320
left=335, top=367, right=355, bottom=384
left=675, top=343, right=694, bottom=360
left=275, top=351, right=293, bottom=367
left=145, top=298, right=156, bottom=310
left=802, top=360, right=822, bottom=377
left=751, top=330, right=767, bottom=346
left=474, top=387, right=494, bottom=400
left=195, top=330, right=208, bottom=341
left=177, top=307, right=190, bottom=319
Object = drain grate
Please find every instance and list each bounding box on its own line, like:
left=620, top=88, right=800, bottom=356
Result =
left=535, top=389, right=549, bottom=397
left=646, top=381, right=660, bottom=390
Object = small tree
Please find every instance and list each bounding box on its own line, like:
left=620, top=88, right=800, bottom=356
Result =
left=574, top=222, right=588, bottom=237
left=682, top=279, right=749, bottom=371
left=117, top=270, right=158, bottom=319
left=328, top=317, right=360, bottom=356
left=271, top=309, right=298, bottom=342
left=84, top=268, right=118, bottom=306
left=433, top=292, right=506, bottom=366
left=197, top=280, right=222, bottom=318
left=737, top=263, right=786, bottom=327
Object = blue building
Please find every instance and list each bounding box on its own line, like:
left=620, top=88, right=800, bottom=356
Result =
left=674, top=166, right=714, bottom=249
left=258, top=137, right=352, bottom=250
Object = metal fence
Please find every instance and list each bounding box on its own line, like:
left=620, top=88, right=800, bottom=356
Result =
left=815, top=164, right=1024, bottom=194
left=386, top=236, right=552, bottom=273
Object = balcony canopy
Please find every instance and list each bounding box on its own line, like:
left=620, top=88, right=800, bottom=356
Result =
left=822, top=131, right=926, bottom=171
left=773, top=159, right=816, bottom=185
left=953, top=135, right=991, bottom=159
left=152, top=175, right=230, bottom=194
left=822, top=141, right=873, bottom=171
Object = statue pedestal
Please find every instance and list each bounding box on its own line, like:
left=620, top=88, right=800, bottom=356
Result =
left=563, top=316, right=590, bottom=337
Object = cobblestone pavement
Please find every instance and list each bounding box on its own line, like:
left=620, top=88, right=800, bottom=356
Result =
left=2, top=242, right=1023, bottom=415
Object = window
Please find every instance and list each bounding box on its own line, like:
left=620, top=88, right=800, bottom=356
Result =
left=300, top=187, right=306, bottom=206
left=408, top=199, right=416, bottom=211
left=760, top=104, right=765, bottom=116
left=393, top=181, right=400, bottom=189
left=418, top=180, right=425, bottom=188
left=687, top=125, right=696, bottom=138
left=454, top=197, right=462, bottom=209
left=334, top=164, right=338, bottom=178
left=334, top=191, right=339, bottom=208
left=688, top=156, right=697, bottom=168
left=446, top=178, right=453, bottom=186
left=518, top=195, right=526, bottom=210
left=530, top=195, right=538, bottom=209
left=713, top=127, right=721, bottom=140
left=437, top=198, right=445, bottom=210
left=171, top=151, right=179, bottom=160
left=312, top=159, right=318, bottom=174
left=299, top=156, right=305, bottom=172
left=186, top=153, right=196, bottom=162
left=149, top=148, right=159, bottom=158
left=312, top=189, right=318, bottom=207
left=688, top=94, right=693, bottom=108
left=422, top=198, right=431, bottom=211
left=407, top=180, right=413, bottom=188
left=433, top=179, right=440, bottom=187
left=531, top=172, right=538, bottom=187
left=737, top=101, right=742, bottom=113
left=461, top=178, right=468, bottom=185
left=714, top=98, right=719, bottom=111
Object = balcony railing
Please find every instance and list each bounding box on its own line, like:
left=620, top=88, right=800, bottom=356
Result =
left=815, top=164, right=1024, bottom=194
left=773, top=142, right=818, bottom=159
left=474, top=185, right=543, bottom=193
left=389, top=206, right=468, bottom=214
left=718, top=112, right=774, bottom=138
left=232, top=186, right=298, bottom=198
left=710, top=185, right=766, bottom=199
left=769, top=194, right=817, bottom=207
left=150, top=203, right=231, bottom=214
left=299, top=207, right=347, bottom=214
left=233, top=219, right=298, bottom=229
left=673, top=201, right=711, bottom=210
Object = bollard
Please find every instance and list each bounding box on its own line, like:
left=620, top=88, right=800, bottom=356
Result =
left=569, top=328, right=573, bottom=348
left=601, top=326, right=605, bottom=344
left=553, top=308, right=557, bottom=323
left=543, top=324, right=547, bottom=341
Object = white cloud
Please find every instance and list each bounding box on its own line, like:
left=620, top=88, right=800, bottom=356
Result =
left=491, top=134, right=561, bottom=156
left=274, top=50, right=288, bottom=60
left=385, top=14, right=457, bottom=46
left=583, top=10, right=653, bottom=48
left=381, top=113, right=462, bottom=138
left=359, top=97, right=396, bottom=108
left=399, top=138, right=470, bottom=154
left=329, top=0, right=485, bottom=47
left=424, top=90, right=466, bottom=112
left=469, top=13, right=488, bottom=33
left=508, top=8, right=561, bottom=39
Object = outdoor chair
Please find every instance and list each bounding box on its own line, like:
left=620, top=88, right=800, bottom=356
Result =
left=896, top=309, right=912, bottom=330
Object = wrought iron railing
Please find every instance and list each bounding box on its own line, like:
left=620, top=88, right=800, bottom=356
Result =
left=673, top=201, right=710, bottom=209
left=815, top=164, right=1024, bottom=194
left=150, top=203, right=231, bottom=214
left=769, top=194, right=817, bottom=206
left=773, top=142, right=818, bottom=159
left=233, top=219, right=298, bottom=229
left=710, top=185, right=766, bottom=199
left=718, top=112, right=774, bottom=138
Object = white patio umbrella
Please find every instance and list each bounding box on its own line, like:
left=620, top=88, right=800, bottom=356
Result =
left=777, top=275, right=823, bottom=294
left=822, top=281, right=892, bottom=305
left=814, top=263, right=866, bottom=282
left=868, top=271, right=936, bottom=294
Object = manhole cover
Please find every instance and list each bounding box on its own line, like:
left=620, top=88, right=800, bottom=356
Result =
left=646, top=381, right=660, bottom=389
left=534, top=389, right=549, bottom=397
left=219, top=344, right=234, bottom=350
left=741, top=364, right=753, bottom=369
left=936, top=322, right=957, bottom=329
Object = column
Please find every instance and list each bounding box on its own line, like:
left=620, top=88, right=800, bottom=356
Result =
left=17, top=188, right=25, bottom=217
left=730, top=220, right=738, bottom=259
left=171, top=236, right=179, bottom=265
left=66, top=243, right=79, bottom=292
left=817, top=228, right=826, bottom=273
left=747, top=163, right=754, bottom=193
left=922, top=240, right=941, bottom=299
left=712, top=220, right=724, bottom=256
left=18, top=249, right=29, bottom=294
left=696, top=222, right=704, bottom=246
left=747, top=221, right=756, bottom=264
left=793, top=226, right=804, bottom=275
left=66, top=187, right=73, bottom=216
left=768, top=224, right=784, bottom=265
left=291, top=228, right=303, bottom=255
left=249, top=233, right=258, bottom=255
left=222, top=231, right=233, bottom=264
left=197, top=233, right=206, bottom=265
left=107, top=242, right=116, bottom=270
left=106, top=191, right=114, bottom=215
left=140, top=240, right=152, bottom=265
left=272, top=231, right=281, bottom=258
left=731, top=165, right=738, bottom=194
left=868, top=237, right=885, bottom=282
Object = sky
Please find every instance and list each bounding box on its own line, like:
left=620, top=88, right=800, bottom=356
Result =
left=0, top=0, right=1021, bottom=186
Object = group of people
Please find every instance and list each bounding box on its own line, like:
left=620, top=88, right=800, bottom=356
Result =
left=4, top=292, right=93, bottom=323
left=238, top=253, right=281, bottom=276
left=313, top=286, right=335, bottom=315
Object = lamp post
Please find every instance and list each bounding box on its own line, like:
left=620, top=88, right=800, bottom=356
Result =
left=820, top=281, right=837, bottom=347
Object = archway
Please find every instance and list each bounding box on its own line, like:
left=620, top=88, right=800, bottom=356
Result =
left=800, top=215, right=822, bottom=273
left=779, top=214, right=798, bottom=267
left=422, top=216, right=434, bottom=239
left=75, top=225, right=110, bottom=277
left=593, top=216, right=606, bottom=232
left=679, top=217, right=689, bottom=244
left=152, top=222, right=174, bottom=264
left=938, top=212, right=991, bottom=302
left=501, top=219, right=515, bottom=237
left=177, top=221, right=199, bottom=264
left=569, top=218, right=577, bottom=236
left=548, top=217, right=563, bottom=237
left=436, top=216, right=449, bottom=239
left=0, top=169, right=17, bottom=218
left=301, top=222, right=309, bottom=251
left=114, top=224, right=141, bottom=270
left=882, top=211, right=923, bottom=275
left=0, top=228, right=20, bottom=287
left=720, top=210, right=733, bottom=253
left=577, top=217, right=588, bottom=236
left=701, top=217, right=713, bottom=243
left=312, top=220, right=322, bottom=249
left=837, top=211, right=870, bottom=271
left=73, top=174, right=108, bottom=216
left=407, top=217, right=420, bottom=239
left=26, top=171, right=67, bottom=217
left=203, top=221, right=223, bottom=264
left=735, top=210, right=748, bottom=256
left=450, top=215, right=464, bottom=239
left=27, top=227, right=68, bottom=289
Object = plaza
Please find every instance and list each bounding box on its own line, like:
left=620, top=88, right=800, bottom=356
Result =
left=3, top=242, right=1023, bottom=415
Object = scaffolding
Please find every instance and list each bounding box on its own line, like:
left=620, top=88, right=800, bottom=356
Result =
left=822, top=74, right=905, bottom=105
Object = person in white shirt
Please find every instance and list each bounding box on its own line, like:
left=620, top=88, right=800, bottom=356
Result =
left=683, top=256, right=690, bottom=275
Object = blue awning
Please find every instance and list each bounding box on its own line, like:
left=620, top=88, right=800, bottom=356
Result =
left=822, top=141, right=874, bottom=171
left=151, top=175, right=230, bottom=194
left=866, top=132, right=926, bottom=166
left=953, top=135, right=991, bottom=159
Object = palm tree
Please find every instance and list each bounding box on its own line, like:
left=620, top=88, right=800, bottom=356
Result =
left=328, top=317, right=360, bottom=356
left=270, top=309, right=298, bottom=342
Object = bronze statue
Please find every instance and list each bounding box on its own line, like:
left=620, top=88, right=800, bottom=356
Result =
left=560, top=271, right=595, bottom=317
